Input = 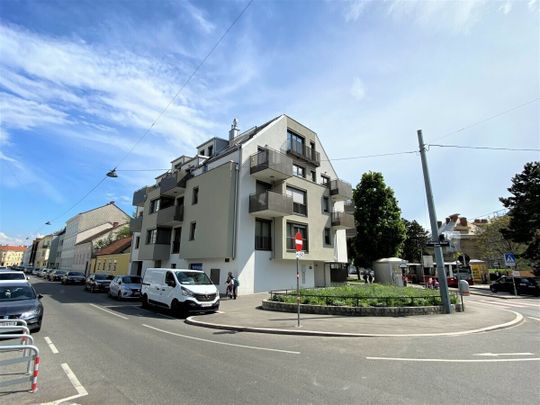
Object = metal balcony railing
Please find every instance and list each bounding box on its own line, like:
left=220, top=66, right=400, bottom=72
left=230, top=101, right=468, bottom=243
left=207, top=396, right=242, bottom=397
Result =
left=329, top=179, right=353, bottom=200
left=250, top=148, right=293, bottom=177
left=249, top=191, right=293, bottom=216
left=286, top=144, right=320, bottom=166
left=331, top=211, right=355, bottom=229
left=129, top=216, right=143, bottom=232
left=132, top=187, right=147, bottom=206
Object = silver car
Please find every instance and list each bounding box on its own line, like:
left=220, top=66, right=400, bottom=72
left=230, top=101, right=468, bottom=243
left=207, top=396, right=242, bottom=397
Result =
left=108, top=275, right=143, bottom=299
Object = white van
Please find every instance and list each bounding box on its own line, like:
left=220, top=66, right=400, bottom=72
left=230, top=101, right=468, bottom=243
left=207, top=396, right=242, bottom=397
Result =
left=141, top=268, right=220, bottom=315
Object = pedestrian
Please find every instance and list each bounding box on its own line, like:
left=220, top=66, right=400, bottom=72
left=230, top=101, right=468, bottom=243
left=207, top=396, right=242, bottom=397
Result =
left=225, top=272, right=234, bottom=298
left=232, top=275, right=239, bottom=300
left=368, top=271, right=374, bottom=284
left=363, top=271, right=369, bottom=284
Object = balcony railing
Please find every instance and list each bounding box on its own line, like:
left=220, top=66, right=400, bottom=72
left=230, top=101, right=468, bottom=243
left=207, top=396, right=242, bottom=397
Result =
left=286, top=144, right=320, bottom=166
left=329, top=179, right=353, bottom=200
left=331, top=211, right=355, bottom=229
left=160, top=171, right=191, bottom=195
left=250, top=148, right=293, bottom=181
left=132, top=187, right=148, bottom=206
left=130, top=216, right=143, bottom=232
left=156, top=205, right=184, bottom=225
left=249, top=191, right=293, bottom=217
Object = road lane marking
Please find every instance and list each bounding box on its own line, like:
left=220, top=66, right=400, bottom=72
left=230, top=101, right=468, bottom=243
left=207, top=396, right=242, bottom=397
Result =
left=474, top=352, right=534, bottom=357
left=44, top=336, right=59, bottom=354
left=89, top=303, right=128, bottom=320
left=40, top=363, right=88, bottom=405
left=528, top=316, right=540, bottom=322
left=476, top=300, right=526, bottom=308
left=366, top=356, right=540, bottom=363
left=142, top=323, right=300, bottom=354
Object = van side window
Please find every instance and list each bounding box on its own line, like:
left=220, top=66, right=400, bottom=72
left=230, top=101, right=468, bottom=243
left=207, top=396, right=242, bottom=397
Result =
left=165, top=272, right=176, bottom=286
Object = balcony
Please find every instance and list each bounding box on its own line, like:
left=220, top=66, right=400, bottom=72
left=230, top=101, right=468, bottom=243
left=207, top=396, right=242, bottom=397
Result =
left=286, top=144, right=320, bottom=167
left=160, top=171, right=190, bottom=197
left=344, top=200, right=355, bottom=214
left=250, top=148, right=293, bottom=182
left=329, top=179, right=352, bottom=201
left=130, top=216, right=143, bottom=232
left=156, top=205, right=184, bottom=226
left=132, top=187, right=148, bottom=206
left=249, top=191, right=293, bottom=218
left=139, top=243, right=171, bottom=260
left=331, top=211, right=355, bottom=230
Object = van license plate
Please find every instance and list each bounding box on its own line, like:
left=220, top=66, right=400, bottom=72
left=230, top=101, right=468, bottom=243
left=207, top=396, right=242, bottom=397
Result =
left=2, top=321, right=17, bottom=326
left=200, top=303, right=212, bottom=307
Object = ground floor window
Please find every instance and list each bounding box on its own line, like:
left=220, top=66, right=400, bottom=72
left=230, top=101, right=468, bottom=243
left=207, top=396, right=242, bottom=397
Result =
left=255, top=218, right=272, bottom=250
left=286, top=222, right=308, bottom=251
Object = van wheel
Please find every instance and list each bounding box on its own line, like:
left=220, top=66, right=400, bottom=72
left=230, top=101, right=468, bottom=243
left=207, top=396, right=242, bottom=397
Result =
left=171, top=300, right=185, bottom=317
left=142, top=295, right=149, bottom=308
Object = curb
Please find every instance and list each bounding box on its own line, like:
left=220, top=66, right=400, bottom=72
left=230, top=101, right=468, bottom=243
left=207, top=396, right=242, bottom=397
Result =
left=185, top=310, right=524, bottom=338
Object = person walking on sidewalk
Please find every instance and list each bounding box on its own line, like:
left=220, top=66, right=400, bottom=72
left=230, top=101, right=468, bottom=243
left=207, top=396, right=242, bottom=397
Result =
left=226, top=272, right=234, bottom=298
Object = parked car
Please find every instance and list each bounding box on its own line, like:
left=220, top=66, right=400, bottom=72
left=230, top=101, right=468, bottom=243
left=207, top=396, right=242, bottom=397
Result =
left=490, top=276, right=540, bottom=296
left=0, top=281, right=44, bottom=332
left=31, top=268, right=40, bottom=276
left=48, top=270, right=67, bottom=281
left=61, top=271, right=86, bottom=285
left=141, top=268, right=220, bottom=315
left=85, top=273, right=114, bottom=293
left=0, top=271, right=27, bottom=281
left=108, top=275, right=143, bottom=299
left=37, top=268, right=49, bottom=278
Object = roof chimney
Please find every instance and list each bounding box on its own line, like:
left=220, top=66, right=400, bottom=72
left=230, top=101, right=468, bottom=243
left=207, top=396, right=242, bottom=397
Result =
left=229, top=118, right=239, bottom=141
left=459, top=217, right=468, bottom=226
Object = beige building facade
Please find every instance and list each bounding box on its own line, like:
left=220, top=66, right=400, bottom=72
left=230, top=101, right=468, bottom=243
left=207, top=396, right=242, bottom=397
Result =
left=0, top=245, right=26, bottom=267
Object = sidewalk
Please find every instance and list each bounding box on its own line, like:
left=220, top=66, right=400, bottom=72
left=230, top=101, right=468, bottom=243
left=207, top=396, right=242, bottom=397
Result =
left=186, top=292, right=523, bottom=337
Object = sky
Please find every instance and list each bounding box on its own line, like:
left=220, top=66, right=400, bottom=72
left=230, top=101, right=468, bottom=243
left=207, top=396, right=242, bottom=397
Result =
left=0, top=0, right=538, bottom=245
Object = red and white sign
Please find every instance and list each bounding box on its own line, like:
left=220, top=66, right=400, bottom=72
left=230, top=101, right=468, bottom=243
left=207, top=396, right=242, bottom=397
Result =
left=295, top=231, right=303, bottom=252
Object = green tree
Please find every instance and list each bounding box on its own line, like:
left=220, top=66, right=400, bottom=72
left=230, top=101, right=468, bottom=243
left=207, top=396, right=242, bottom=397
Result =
left=113, top=225, right=131, bottom=240
left=476, top=216, right=526, bottom=267
left=499, top=161, right=540, bottom=271
left=351, top=172, right=406, bottom=268
left=402, top=219, right=429, bottom=263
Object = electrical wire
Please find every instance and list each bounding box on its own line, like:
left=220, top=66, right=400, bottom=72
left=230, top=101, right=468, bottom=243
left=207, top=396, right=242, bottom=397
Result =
left=429, top=97, right=540, bottom=142
left=321, top=150, right=418, bottom=162
left=428, top=144, right=540, bottom=152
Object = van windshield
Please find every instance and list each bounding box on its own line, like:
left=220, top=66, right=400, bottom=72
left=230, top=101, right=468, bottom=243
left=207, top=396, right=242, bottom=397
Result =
left=175, top=271, right=212, bottom=285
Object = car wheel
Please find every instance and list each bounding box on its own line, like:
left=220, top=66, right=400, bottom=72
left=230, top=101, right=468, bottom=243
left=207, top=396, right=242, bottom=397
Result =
left=90, top=285, right=95, bottom=293
left=490, top=286, right=497, bottom=293
left=117, top=291, right=122, bottom=300
left=141, top=294, right=149, bottom=308
left=171, top=299, right=186, bottom=317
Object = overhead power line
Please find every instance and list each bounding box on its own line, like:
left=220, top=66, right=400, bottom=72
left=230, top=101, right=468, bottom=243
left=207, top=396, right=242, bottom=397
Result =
left=430, top=97, right=540, bottom=142
left=322, top=150, right=417, bottom=162
left=428, top=144, right=540, bottom=152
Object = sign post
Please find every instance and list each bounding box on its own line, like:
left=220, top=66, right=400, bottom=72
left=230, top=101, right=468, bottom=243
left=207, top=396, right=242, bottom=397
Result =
left=295, top=231, right=303, bottom=327
left=504, top=252, right=518, bottom=296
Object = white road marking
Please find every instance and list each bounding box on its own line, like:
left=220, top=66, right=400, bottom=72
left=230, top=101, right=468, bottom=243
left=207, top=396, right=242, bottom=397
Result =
left=89, top=303, right=128, bottom=320
left=366, top=356, right=540, bottom=363
left=40, top=363, right=88, bottom=404
left=44, top=336, right=59, bottom=354
left=474, top=352, right=534, bottom=357
left=142, top=323, right=300, bottom=354
left=476, top=300, right=526, bottom=308
left=528, top=316, right=540, bottom=322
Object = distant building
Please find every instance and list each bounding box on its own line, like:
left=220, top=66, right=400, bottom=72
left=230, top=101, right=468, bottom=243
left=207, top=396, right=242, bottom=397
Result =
left=47, top=228, right=65, bottom=269
left=438, top=213, right=487, bottom=260
left=0, top=245, right=27, bottom=267
left=59, top=202, right=130, bottom=270
left=34, top=235, right=54, bottom=269
left=90, top=237, right=132, bottom=276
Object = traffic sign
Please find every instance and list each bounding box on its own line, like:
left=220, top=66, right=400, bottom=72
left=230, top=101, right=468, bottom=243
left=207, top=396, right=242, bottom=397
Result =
left=504, top=252, right=516, bottom=267
left=295, top=231, right=303, bottom=252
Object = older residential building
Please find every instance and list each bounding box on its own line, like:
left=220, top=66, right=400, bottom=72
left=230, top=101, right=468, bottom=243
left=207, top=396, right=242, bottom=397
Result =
left=59, top=202, right=130, bottom=270
left=438, top=213, right=485, bottom=260
left=0, top=245, right=27, bottom=267
left=129, top=115, right=354, bottom=294
left=34, top=234, right=54, bottom=269
left=47, top=229, right=65, bottom=269
left=89, top=237, right=131, bottom=276
left=73, top=223, right=128, bottom=274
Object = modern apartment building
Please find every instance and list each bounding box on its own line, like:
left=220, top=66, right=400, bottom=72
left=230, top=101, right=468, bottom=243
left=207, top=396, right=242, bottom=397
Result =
left=59, top=202, right=130, bottom=270
left=0, top=245, right=27, bottom=267
left=129, top=115, right=354, bottom=293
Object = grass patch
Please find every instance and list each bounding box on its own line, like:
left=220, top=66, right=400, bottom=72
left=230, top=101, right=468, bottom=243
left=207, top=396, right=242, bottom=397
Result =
left=270, top=284, right=457, bottom=307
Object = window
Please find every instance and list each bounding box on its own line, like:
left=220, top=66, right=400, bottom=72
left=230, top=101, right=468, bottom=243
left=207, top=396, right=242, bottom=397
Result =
left=324, top=228, right=331, bottom=245
left=189, top=222, right=196, bottom=240
left=150, top=199, right=160, bottom=214
left=146, top=229, right=157, bottom=244
left=311, top=171, right=316, bottom=182
left=293, top=164, right=305, bottom=178
left=192, top=187, right=199, bottom=205
left=165, top=271, right=176, bottom=286
left=286, top=222, right=308, bottom=251
left=172, top=228, right=181, bottom=254
left=135, top=236, right=140, bottom=249
left=255, top=219, right=272, bottom=250
left=287, top=130, right=305, bottom=155
left=199, top=149, right=204, bottom=156
left=322, top=197, right=330, bottom=213
left=207, top=145, right=213, bottom=156
left=171, top=263, right=176, bottom=269
left=286, top=186, right=307, bottom=216
left=321, top=175, right=330, bottom=187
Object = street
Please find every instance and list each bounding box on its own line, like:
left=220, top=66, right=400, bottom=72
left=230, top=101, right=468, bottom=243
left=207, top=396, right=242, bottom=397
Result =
left=2, top=277, right=539, bottom=404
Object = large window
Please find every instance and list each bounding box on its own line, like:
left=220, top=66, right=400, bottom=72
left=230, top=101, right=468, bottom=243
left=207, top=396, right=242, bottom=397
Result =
left=192, top=187, right=199, bottom=205
left=322, top=197, right=330, bottom=213
left=321, top=175, right=330, bottom=187
left=286, top=186, right=307, bottom=216
left=150, top=199, right=160, bottom=214
left=286, top=222, right=308, bottom=251
left=189, top=222, right=197, bottom=240
left=255, top=219, right=272, bottom=250
left=293, top=164, right=305, bottom=178
left=172, top=227, right=181, bottom=254
left=287, top=130, right=304, bottom=155
left=146, top=229, right=157, bottom=244
left=324, top=228, right=331, bottom=245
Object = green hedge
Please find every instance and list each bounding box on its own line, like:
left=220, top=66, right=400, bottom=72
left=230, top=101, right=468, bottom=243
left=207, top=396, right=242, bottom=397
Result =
left=270, top=284, right=458, bottom=307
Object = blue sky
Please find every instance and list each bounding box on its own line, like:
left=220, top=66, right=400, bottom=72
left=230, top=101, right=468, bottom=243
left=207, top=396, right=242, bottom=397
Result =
left=0, top=0, right=538, bottom=245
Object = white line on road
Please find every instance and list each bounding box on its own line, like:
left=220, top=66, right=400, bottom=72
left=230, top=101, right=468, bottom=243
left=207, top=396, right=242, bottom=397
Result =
left=142, top=323, right=300, bottom=354
left=44, top=336, right=59, bottom=354
left=476, top=300, right=526, bottom=308
left=40, top=363, right=88, bottom=405
left=89, top=303, right=128, bottom=320
left=366, top=356, right=540, bottom=363
left=528, top=316, right=540, bottom=322
left=474, top=352, right=534, bottom=357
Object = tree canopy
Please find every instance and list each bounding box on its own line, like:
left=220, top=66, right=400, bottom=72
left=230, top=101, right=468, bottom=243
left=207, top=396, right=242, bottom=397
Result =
left=476, top=215, right=526, bottom=268
left=499, top=161, right=540, bottom=270
left=351, top=172, right=406, bottom=268
left=401, top=219, right=429, bottom=263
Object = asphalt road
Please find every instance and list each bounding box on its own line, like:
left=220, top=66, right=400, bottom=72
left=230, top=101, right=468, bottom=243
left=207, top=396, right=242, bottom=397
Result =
left=2, top=277, right=539, bottom=404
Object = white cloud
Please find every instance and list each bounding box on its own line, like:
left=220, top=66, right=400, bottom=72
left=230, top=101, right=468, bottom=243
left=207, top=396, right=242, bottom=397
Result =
left=499, top=2, right=512, bottom=14
left=0, top=92, right=69, bottom=130
left=350, top=77, right=367, bottom=101
left=0, top=231, right=26, bottom=245
left=182, top=1, right=216, bottom=33
left=344, top=0, right=371, bottom=22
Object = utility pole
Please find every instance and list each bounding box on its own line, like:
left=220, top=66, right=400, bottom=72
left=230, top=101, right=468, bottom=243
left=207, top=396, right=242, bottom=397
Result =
left=417, top=129, right=452, bottom=314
